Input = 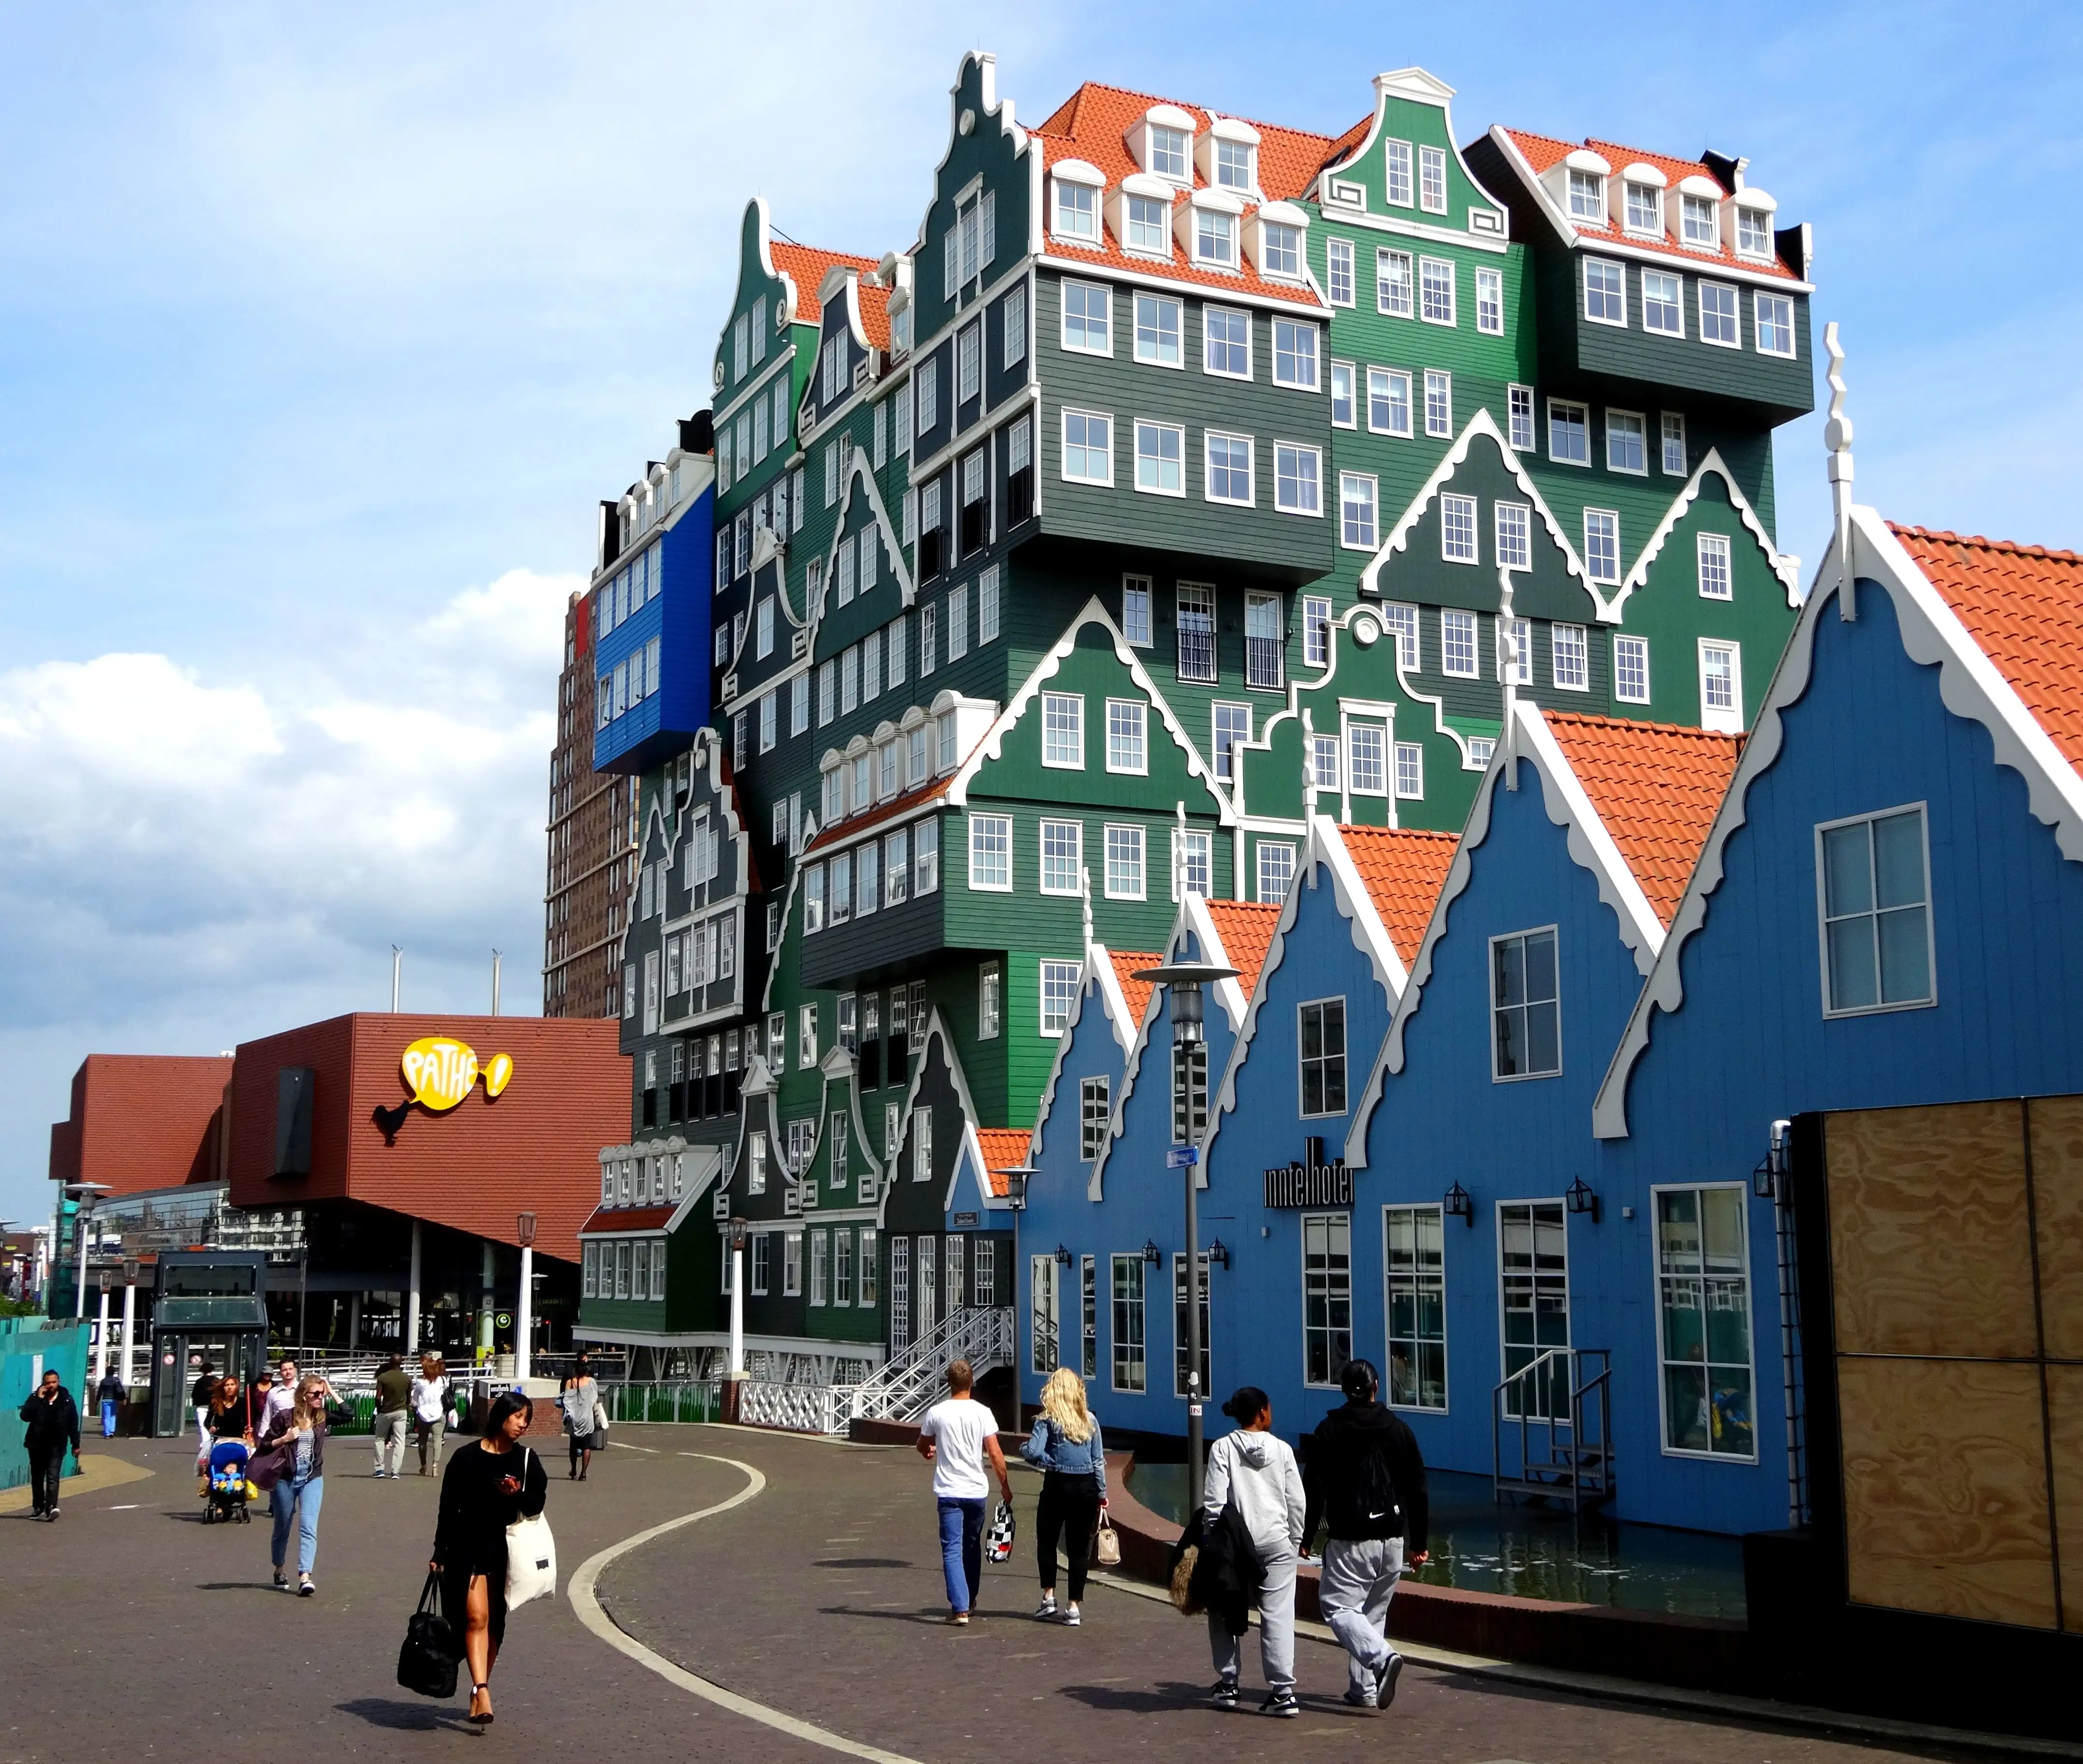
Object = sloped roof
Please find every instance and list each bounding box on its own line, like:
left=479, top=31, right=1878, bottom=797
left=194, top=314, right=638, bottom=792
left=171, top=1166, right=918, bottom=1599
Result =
left=802, top=776, right=955, bottom=856
left=770, top=241, right=878, bottom=327
left=855, top=278, right=892, bottom=350
left=1203, top=900, right=1283, bottom=995
left=1110, top=950, right=1162, bottom=1027
left=578, top=1203, right=675, bottom=1236
left=1545, top=713, right=1741, bottom=925
left=1892, top=526, right=2083, bottom=779
left=1497, top=128, right=1799, bottom=282
left=1340, top=827, right=1461, bottom=964
left=974, top=1128, right=1031, bottom=1197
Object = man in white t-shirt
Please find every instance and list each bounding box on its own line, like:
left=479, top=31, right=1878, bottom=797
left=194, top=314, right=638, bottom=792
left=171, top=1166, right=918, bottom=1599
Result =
left=916, top=1359, right=1012, bottom=1625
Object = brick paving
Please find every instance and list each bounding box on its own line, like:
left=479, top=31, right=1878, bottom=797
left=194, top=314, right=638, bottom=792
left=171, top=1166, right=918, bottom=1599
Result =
left=3, top=1428, right=2006, bottom=1764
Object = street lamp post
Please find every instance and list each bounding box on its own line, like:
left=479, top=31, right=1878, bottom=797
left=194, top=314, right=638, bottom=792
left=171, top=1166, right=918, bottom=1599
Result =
left=723, top=1216, right=749, bottom=1423
left=120, top=1256, right=140, bottom=1392
left=515, top=1213, right=537, bottom=1385
left=94, top=1268, right=112, bottom=1383
left=1131, top=960, right=1237, bottom=1520
left=64, top=1183, right=111, bottom=1321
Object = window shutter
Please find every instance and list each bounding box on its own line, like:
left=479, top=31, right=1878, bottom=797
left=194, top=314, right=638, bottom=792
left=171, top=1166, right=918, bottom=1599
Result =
left=943, top=229, right=958, bottom=300
left=980, top=190, right=996, bottom=269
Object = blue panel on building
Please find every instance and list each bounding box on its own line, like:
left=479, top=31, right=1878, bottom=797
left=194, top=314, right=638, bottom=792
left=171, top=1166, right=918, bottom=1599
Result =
left=594, top=485, right=715, bottom=775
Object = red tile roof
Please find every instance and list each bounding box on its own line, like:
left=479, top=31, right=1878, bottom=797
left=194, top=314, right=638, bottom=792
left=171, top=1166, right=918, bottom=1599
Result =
left=1109, top=950, right=1163, bottom=1028
left=1498, top=128, right=1799, bottom=281
left=802, top=776, right=954, bottom=856
left=1543, top=714, right=1741, bottom=925
left=579, top=1203, right=676, bottom=1236
left=1339, top=827, right=1460, bottom=965
left=1028, top=82, right=1331, bottom=308
left=1893, top=526, right=2083, bottom=778
left=770, top=241, right=878, bottom=327
left=974, top=1128, right=1031, bottom=1197
left=1203, top=900, right=1283, bottom=996
left=855, top=278, right=892, bottom=351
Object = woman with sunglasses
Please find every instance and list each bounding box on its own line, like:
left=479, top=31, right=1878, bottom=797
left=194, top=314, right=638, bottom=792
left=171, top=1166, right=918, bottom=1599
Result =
left=429, top=1393, right=548, bottom=1726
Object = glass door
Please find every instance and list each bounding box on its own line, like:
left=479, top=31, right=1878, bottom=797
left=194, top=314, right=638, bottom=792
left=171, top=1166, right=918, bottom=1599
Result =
left=916, top=1236, right=937, bottom=1341
left=1499, top=1201, right=1569, bottom=1418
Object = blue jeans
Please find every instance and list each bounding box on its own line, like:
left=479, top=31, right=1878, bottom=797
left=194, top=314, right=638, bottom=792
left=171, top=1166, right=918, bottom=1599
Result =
left=937, top=1497, right=986, bottom=1613
left=271, top=1474, right=324, bottom=1575
left=101, top=1399, right=117, bottom=1437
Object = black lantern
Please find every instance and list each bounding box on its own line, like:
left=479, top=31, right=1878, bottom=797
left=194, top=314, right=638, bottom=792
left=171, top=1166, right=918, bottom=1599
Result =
left=1565, top=1175, right=1600, bottom=1223
left=1054, top=1244, right=1073, bottom=1268
left=1130, top=961, right=1238, bottom=1049
left=1006, top=1168, right=1030, bottom=1212
left=1753, top=1118, right=1792, bottom=1201
left=1208, top=1238, right=1231, bottom=1270
left=515, top=1211, right=538, bottom=1250
left=1141, top=1239, right=1162, bottom=1265
left=1443, top=1181, right=1474, bottom=1224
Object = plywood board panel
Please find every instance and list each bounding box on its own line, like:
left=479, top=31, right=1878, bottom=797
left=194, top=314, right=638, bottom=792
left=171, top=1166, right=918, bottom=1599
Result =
left=1838, top=1356, right=2056, bottom=1629
left=1826, top=1102, right=2037, bottom=1359
left=2049, top=1363, right=2083, bottom=1634
left=2027, top=1096, right=2083, bottom=1363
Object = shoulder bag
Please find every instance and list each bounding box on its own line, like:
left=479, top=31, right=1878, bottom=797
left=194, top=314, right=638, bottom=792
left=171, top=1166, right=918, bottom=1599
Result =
left=504, top=1447, right=557, bottom=1610
left=397, top=1570, right=460, bottom=1699
left=1093, top=1509, right=1121, bottom=1568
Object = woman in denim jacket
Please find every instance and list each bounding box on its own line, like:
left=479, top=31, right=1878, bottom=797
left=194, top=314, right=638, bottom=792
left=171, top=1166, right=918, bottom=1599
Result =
left=1022, top=1367, right=1107, bottom=1625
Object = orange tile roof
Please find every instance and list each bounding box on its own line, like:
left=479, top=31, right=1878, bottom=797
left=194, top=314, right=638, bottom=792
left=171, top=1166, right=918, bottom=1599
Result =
left=855, top=278, right=892, bottom=351
left=1203, top=900, right=1283, bottom=995
left=1498, top=128, right=1799, bottom=281
left=1108, top=950, right=1163, bottom=1027
left=1028, top=82, right=1332, bottom=308
left=579, top=1203, right=676, bottom=1236
left=769, top=240, right=878, bottom=327
left=1893, top=526, right=2083, bottom=778
left=802, top=776, right=954, bottom=856
left=1339, top=827, right=1460, bottom=965
left=974, top=1128, right=1031, bottom=1197
left=1543, top=713, right=1741, bottom=925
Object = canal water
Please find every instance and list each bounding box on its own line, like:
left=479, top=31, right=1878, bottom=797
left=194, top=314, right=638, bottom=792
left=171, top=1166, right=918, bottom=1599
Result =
left=1126, top=1463, right=1747, bottom=1619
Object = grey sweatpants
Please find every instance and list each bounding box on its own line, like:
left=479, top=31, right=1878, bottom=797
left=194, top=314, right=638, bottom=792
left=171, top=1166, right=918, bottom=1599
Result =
left=1317, top=1535, right=1405, bottom=1697
left=372, top=1409, right=409, bottom=1475
left=1207, top=1545, right=1297, bottom=1690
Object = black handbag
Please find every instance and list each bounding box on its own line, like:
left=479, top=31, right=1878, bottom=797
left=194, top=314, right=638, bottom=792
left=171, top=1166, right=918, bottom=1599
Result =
left=397, top=1571, right=460, bottom=1699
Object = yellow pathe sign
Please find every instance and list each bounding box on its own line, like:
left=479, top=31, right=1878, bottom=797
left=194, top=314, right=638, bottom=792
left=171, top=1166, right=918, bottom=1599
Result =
left=399, top=1037, right=514, bottom=1112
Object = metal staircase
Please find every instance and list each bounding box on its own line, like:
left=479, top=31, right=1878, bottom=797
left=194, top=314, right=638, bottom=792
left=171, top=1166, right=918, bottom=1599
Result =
left=836, top=1305, right=1016, bottom=1433
left=1492, top=1346, right=1614, bottom=1514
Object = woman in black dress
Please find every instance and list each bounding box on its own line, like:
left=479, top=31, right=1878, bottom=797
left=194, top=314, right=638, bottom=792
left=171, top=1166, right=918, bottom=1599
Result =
left=428, top=1393, right=548, bottom=1725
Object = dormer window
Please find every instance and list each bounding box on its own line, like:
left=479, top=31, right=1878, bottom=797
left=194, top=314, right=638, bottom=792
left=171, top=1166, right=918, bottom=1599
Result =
left=1568, top=169, right=1606, bottom=222
left=1150, top=124, right=1190, bottom=181
left=1624, top=182, right=1662, bottom=234
left=1215, top=138, right=1252, bottom=190
left=1126, top=192, right=1169, bottom=253
left=1681, top=193, right=1717, bottom=246
left=1197, top=209, right=1236, bottom=266
left=1261, top=222, right=1301, bottom=277
left=1736, top=206, right=1771, bottom=257
left=1051, top=162, right=1105, bottom=244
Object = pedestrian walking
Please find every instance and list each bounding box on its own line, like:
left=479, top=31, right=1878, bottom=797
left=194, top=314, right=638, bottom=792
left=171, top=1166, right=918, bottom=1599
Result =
left=429, top=1392, right=549, bottom=1726
left=1022, top=1366, right=1106, bottom=1626
left=1202, top=1387, right=1306, bottom=1718
left=190, top=1361, right=217, bottom=1451
left=96, top=1366, right=124, bottom=1438
left=256, top=1374, right=333, bottom=1596
left=1300, top=1359, right=1429, bottom=1712
left=372, top=1354, right=411, bottom=1478
left=262, top=1358, right=299, bottom=1431
left=18, top=1368, right=80, bottom=1521
left=411, top=1355, right=452, bottom=1475
left=915, top=1359, right=1012, bottom=1626
left=199, top=1374, right=250, bottom=1488
left=558, top=1356, right=603, bottom=1481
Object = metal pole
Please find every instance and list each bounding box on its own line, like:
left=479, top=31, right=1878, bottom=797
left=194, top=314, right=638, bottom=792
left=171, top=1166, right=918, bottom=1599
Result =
left=391, top=945, right=402, bottom=1013
left=73, top=1202, right=90, bottom=1320
left=516, top=1244, right=533, bottom=1383
left=1186, top=1157, right=1204, bottom=1518
left=94, top=1283, right=111, bottom=1382
left=406, top=1219, right=422, bottom=1356
left=492, top=950, right=502, bottom=1017
left=119, top=1277, right=137, bottom=1389
left=729, top=1246, right=745, bottom=1377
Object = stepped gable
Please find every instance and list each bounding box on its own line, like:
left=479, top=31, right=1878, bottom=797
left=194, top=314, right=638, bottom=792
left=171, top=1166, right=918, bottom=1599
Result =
left=1544, top=713, right=1741, bottom=926
left=1109, top=949, right=1163, bottom=1028
left=1340, top=826, right=1460, bottom=964
left=1203, top=899, right=1282, bottom=994
left=973, top=1129, right=1031, bottom=1198
left=769, top=240, right=878, bottom=326
left=1892, top=525, right=2083, bottom=778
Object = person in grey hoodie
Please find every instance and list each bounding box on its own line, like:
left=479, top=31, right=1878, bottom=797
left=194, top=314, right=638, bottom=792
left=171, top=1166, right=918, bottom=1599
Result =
left=1201, top=1386, right=1307, bottom=1717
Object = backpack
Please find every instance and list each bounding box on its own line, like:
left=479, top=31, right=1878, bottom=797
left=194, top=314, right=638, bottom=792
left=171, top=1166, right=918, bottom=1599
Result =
left=1354, top=1434, right=1400, bottom=1528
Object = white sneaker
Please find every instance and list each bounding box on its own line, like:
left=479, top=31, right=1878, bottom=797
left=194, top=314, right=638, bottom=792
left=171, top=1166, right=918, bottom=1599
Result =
left=1034, top=1595, right=1056, bottom=1619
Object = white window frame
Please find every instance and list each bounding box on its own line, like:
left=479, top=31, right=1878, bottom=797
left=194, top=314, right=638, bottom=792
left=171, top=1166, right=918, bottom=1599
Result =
left=1172, top=825, right=1213, bottom=900
left=1325, top=236, right=1355, bottom=307
left=1105, top=698, right=1148, bottom=775
left=1382, top=602, right=1418, bottom=670
left=1548, top=398, right=1590, bottom=467
left=1649, top=1181, right=1759, bottom=1462
left=1383, top=1203, right=1449, bottom=1413
left=1132, top=290, right=1184, bottom=369
left=1418, top=255, right=1456, bottom=327
left=1329, top=359, right=1356, bottom=429
left=1490, top=925, right=1562, bottom=1082
left=1201, top=305, right=1252, bottom=380
left=1813, top=803, right=1936, bottom=1018
left=1418, top=145, right=1448, bottom=215
left=1059, top=279, right=1112, bottom=355
left=1122, top=574, right=1153, bottom=647
left=1475, top=266, right=1504, bottom=335
left=1393, top=740, right=1424, bottom=800
left=1059, top=407, right=1114, bottom=485
left=1507, top=384, right=1534, bottom=452
left=1038, top=818, right=1083, bottom=896
left=1348, top=723, right=1386, bottom=796
left=1203, top=431, right=1254, bottom=506
left=1582, top=257, right=1627, bottom=327
left=1583, top=509, right=1621, bottom=586
left=1551, top=623, right=1590, bottom=693
left=1256, top=840, right=1295, bottom=905
left=1366, top=366, right=1412, bottom=438
left=1440, top=492, right=1478, bottom=565
left=1494, top=500, right=1531, bottom=572
left=1697, top=532, right=1733, bottom=600
left=1440, top=608, right=1478, bottom=679
left=968, top=813, right=1013, bottom=891
left=1375, top=247, right=1413, bottom=318
left=1642, top=269, right=1685, bottom=338
left=1606, top=409, right=1648, bottom=476
left=1133, top=419, right=1186, bottom=497
left=1302, top=1212, right=1353, bottom=1388
left=1297, top=995, right=1348, bottom=1119
left=1103, top=823, right=1146, bottom=901
left=1423, top=369, right=1452, bottom=438
left=1339, top=472, right=1378, bottom=550
left=1041, top=691, right=1085, bottom=769
left=1040, top=959, right=1081, bottom=1038
left=1053, top=177, right=1099, bottom=244
left=1755, top=292, right=1796, bottom=359
left=1698, top=638, right=1743, bottom=734
left=1699, top=282, right=1740, bottom=348
left=1273, top=442, right=1322, bottom=517
left=1271, top=319, right=1319, bottom=390
left=1613, top=633, right=1650, bottom=704
left=1662, top=411, right=1688, bottom=477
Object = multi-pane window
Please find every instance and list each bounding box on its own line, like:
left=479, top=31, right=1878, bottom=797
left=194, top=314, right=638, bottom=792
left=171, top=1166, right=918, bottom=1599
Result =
left=1818, top=806, right=1933, bottom=1013
left=1326, top=237, right=1355, bottom=306
left=1205, top=433, right=1253, bottom=505
left=1149, top=124, right=1189, bottom=179
left=1698, top=533, right=1733, bottom=599
left=1303, top=1214, right=1353, bottom=1387
left=1500, top=615, right=1533, bottom=685
left=1583, top=509, right=1620, bottom=584
left=1133, top=292, right=1182, bottom=366
left=1272, top=320, right=1318, bottom=389
left=1625, top=181, right=1662, bottom=234
left=1302, top=595, right=1332, bottom=668
left=1194, top=206, right=1237, bottom=266
left=1662, top=411, right=1688, bottom=476
left=1614, top=634, right=1650, bottom=703
left=1681, top=192, right=1718, bottom=245
left=1375, top=248, right=1413, bottom=318
left=1173, top=1253, right=1211, bottom=1400
left=1041, top=959, right=1081, bottom=1035
left=1384, top=1206, right=1447, bottom=1411
left=1104, top=824, right=1145, bottom=899
left=1568, top=168, right=1604, bottom=221
left=957, top=321, right=981, bottom=403
left=829, top=1113, right=850, bottom=1191
left=1349, top=724, right=1386, bottom=795
left=1177, top=583, right=1217, bottom=682
left=1501, top=1201, right=1569, bottom=1417
left=1260, top=222, right=1302, bottom=278
left=1062, top=409, right=1112, bottom=483
left=1111, top=1255, right=1146, bottom=1393
left=1508, top=384, right=1534, bottom=451
left=1299, top=998, right=1347, bottom=1116
left=1215, top=137, right=1252, bottom=189
left=1106, top=699, right=1147, bottom=773
left=1080, top=1075, right=1111, bottom=1161
left=1549, top=398, right=1589, bottom=464
left=1552, top=623, right=1590, bottom=691
left=1329, top=360, right=1355, bottom=427
left=1061, top=280, right=1110, bottom=352
left=1736, top=206, right=1772, bottom=257
left=1366, top=367, right=1411, bottom=436
left=1213, top=702, right=1250, bottom=780
left=1418, top=145, right=1447, bottom=213
left=968, top=813, right=1011, bottom=889
left=1340, top=473, right=1378, bottom=549
left=1755, top=293, right=1795, bottom=357
left=1055, top=178, right=1097, bottom=241
left=979, top=962, right=1001, bottom=1039
left=1039, top=818, right=1083, bottom=895
left=1203, top=307, right=1250, bottom=376
left=1643, top=271, right=1683, bottom=336
left=1656, top=1188, right=1754, bottom=1458
left=1135, top=421, right=1185, bottom=495
left=1441, top=609, right=1478, bottom=678
left=1423, top=370, right=1452, bottom=437
left=1699, top=640, right=1742, bottom=732
left=1394, top=740, right=1423, bottom=800
left=1699, top=282, right=1739, bottom=346
left=1309, top=732, right=1339, bottom=791
left=810, top=1231, right=829, bottom=1307
left=1583, top=258, right=1625, bottom=324
left=1274, top=443, right=1321, bottom=515
left=1125, top=192, right=1169, bottom=254
left=1475, top=267, right=1503, bottom=334
left=1173, top=827, right=1213, bottom=899
left=1440, top=492, right=1477, bottom=564
left=1257, top=840, right=1295, bottom=905
left=1606, top=410, right=1647, bottom=473
left=1384, top=139, right=1413, bottom=206
left=1003, top=284, right=1027, bottom=366
left=1418, top=256, right=1455, bottom=325
left=1122, top=575, right=1153, bottom=646
left=1492, top=927, right=1560, bottom=1079
left=1495, top=501, right=1531, bottom=571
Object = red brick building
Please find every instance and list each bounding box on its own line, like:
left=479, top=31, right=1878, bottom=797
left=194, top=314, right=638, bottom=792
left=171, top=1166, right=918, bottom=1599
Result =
left=47, top=1054, right=233, bottom=1197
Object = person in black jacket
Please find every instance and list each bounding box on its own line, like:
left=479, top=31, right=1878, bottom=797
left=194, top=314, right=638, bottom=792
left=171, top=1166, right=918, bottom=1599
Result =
left=19, top=1369, right=81, bottom=1521
left=429, top=1393, right=548, bottom=1726
left=1300, top=1359, right=1428, bottom=1711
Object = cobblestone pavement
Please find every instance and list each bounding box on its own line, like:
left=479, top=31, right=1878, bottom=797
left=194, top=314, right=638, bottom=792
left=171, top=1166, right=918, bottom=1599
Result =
left=3, top=1428, right=2002, bottom=1764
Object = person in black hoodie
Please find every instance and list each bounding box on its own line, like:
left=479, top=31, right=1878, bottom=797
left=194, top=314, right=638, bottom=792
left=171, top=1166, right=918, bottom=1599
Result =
left=19, top=1369, right=81, bottom=1521
left=1300, top=1359, right=1428, bottom=1711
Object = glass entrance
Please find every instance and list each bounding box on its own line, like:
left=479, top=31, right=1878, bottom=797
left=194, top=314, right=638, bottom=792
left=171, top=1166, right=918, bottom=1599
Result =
left=1499, top=1201, right=1569, bottom=1418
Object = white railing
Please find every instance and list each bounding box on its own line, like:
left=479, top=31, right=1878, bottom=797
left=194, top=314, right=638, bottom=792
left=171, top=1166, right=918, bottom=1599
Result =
left=738, top=1379, right=844, bottom=1434
left=839, top=1306, right=1015, bottom=1431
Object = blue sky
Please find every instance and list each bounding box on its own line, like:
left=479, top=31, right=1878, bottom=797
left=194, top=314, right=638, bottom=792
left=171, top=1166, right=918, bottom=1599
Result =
left=1, top=0, right=2077, bottom=1225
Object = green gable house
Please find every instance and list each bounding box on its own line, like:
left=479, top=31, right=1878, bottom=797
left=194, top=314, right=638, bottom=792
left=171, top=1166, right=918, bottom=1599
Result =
left=570, top=53, right=1814, bottom=1415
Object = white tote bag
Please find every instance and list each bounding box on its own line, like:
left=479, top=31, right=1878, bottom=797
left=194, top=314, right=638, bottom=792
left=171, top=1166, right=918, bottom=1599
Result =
left=504, top=1448, right=557, bottom=1610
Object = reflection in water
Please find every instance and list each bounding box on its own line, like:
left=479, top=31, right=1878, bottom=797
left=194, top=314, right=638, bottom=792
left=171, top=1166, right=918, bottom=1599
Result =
left=1127, top=1464, right=1746, bottom=1619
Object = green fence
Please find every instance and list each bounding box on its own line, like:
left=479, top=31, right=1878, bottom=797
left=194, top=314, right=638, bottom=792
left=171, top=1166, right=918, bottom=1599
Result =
left=598, top=1382, right=722, bottom=1425
left=2, top=1320, right=90, bottom=1491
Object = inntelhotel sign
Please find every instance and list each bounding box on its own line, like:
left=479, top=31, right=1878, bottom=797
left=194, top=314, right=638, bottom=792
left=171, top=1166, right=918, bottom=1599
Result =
left=1263, top=1136, right=1352, bottom=1209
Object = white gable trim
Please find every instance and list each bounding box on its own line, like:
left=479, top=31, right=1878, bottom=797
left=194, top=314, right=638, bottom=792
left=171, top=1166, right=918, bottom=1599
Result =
left=1031, top=941, right=1143, bottom=1166
left=1608, top=446, right=1800, bottom=616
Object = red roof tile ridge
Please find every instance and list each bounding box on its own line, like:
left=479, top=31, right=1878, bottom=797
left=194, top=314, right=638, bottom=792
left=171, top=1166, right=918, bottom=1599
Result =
left=1035, top=79, right=1338, bottom=153
left=1891, top=523, right=2083, bottom=566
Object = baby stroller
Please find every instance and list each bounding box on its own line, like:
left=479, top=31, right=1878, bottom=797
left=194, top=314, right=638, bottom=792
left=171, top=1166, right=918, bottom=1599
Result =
left=204, top=1439, right=255, bottom=1525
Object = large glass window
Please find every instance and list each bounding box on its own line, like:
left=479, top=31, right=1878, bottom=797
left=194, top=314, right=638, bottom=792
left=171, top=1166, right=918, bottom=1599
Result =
left=1298, top=998, right=1347, bottom=1116
left=1029, top=1252, right=1057, bottom=1374
left=1492, top=927, right=1560, bottom=1079
left=1656, top=1187, right=1754, bottom=1458
left=1111, top=1254, right=1147, bottom=1392
left=1818, top=806, right=1933, bottom=1013
left=1302, top=1214, right=1352, bottom=1387
left=1500, top=1200, right=1568, bottom=1417
left=1383, top=1205, right=1447, bottom=1410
